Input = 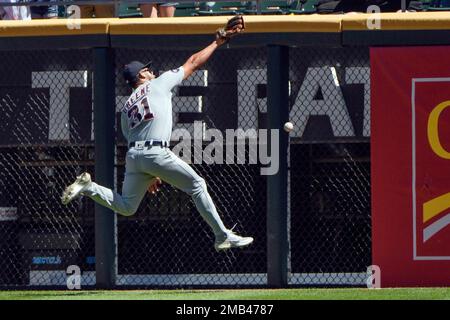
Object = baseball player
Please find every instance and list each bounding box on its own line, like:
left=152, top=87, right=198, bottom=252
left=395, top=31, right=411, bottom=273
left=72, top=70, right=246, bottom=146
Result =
left=62, top=16, right=253, bottom=252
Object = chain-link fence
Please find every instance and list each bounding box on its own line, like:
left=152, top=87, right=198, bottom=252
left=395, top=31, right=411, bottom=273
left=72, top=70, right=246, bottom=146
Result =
left=288, top=47, right=371, bottom=285
left=0, top=44, right=371, bottom=288
left=114, top=48, right=268, bottom=286
left=0, top=50, right=95, bottom=287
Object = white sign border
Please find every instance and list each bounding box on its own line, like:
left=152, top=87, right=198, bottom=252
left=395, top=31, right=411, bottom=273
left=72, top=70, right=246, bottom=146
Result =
left=412, top=77, right=450, bottom=261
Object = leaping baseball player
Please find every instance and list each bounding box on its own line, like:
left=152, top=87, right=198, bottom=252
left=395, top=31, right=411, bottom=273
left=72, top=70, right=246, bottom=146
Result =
left=62, top=16, right=253, bottom=252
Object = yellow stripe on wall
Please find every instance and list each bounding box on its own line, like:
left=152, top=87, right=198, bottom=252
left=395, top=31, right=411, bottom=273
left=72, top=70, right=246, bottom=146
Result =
left=0, top=18, right=109, bottom=37
left=2, top=12, right=450, bottom=38
left=343, top=12, right=450, bottom=31
left=109, top=15, right=343, bottom=35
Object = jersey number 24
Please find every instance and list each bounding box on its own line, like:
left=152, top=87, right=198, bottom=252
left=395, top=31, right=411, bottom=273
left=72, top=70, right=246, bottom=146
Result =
left=128, top=97, right=154, bottom=129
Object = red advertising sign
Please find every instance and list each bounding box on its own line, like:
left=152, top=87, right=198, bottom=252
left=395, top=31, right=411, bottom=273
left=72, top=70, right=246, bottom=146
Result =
left=371, top=46, right=450, bottom=287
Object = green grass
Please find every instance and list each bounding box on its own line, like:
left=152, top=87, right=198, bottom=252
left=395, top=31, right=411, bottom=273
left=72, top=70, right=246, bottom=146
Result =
left=0, top=288, right=449, bottom=300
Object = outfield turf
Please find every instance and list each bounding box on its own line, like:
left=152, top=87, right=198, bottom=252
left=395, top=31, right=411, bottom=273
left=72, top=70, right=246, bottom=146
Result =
left=0, top=288, right=449, bottom=300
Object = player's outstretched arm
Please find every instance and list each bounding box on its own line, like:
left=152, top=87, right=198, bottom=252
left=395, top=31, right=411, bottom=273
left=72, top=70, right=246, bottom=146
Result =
left=182, top=41, right=221, bottom=80
left=182, top=15, right=245, bottom=80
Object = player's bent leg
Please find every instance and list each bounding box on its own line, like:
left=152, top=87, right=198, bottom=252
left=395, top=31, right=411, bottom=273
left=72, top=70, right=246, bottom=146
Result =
left=190, top=177, right=254, bottom=250
left=147, top=150, right=227, bottom=234
left=61, top=171, right=152, bottom=217
left=84, top=171, right=152, bottom=216
left=82, top=182, right=136, bottom=216
left=146, top=149, right=253, bottom=251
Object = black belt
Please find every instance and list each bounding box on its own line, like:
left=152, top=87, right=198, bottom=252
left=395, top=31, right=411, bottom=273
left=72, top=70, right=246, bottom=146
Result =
left=129, top=140, right=169, bottom=149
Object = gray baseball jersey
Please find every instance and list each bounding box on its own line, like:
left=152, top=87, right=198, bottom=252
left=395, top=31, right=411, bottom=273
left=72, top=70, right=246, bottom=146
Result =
left=81, top=65, right=229, bottom=241
left=120, top=66, right=185, bottom=143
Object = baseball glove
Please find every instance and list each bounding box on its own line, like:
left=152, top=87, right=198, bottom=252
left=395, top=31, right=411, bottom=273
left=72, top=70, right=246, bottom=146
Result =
left=216, top=15, right=245, bottom=43
left=148, top=177, right=162, bottom=195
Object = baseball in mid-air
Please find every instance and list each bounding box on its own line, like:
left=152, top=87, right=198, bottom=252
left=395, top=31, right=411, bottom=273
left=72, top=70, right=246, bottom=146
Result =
left=283, top=121, right=294, bottom=133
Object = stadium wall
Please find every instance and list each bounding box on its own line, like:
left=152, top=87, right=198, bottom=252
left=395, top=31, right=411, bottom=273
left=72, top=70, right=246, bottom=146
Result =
left=0, top=13, right=449, bottom=289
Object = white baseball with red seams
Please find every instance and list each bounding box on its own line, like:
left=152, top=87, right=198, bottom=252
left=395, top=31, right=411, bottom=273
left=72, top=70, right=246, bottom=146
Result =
left=284, top=121, right=294, bottom=132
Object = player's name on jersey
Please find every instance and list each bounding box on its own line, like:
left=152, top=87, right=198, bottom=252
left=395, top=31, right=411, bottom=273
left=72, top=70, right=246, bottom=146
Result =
left=122, top=82, right=151, bottom=112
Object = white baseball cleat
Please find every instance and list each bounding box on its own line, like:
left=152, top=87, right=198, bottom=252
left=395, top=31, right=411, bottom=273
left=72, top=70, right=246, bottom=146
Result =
left=214, top=230, right=254, bottom=252
left=61, top=172, right=92, bottom=205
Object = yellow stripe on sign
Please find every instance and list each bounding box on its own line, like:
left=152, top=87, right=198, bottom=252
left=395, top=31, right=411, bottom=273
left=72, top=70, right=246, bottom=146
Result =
left=423, top=192, right=450, bottom=223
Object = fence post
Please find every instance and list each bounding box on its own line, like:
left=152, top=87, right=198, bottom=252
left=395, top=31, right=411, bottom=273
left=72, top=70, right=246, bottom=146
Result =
left=267, top=45, right=289, bottom=287
left=93, top=47, right=116, bottom=288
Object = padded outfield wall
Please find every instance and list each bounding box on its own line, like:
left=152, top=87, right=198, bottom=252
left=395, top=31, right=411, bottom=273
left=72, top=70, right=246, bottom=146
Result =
left=0, top=14, right=449, bottom=288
